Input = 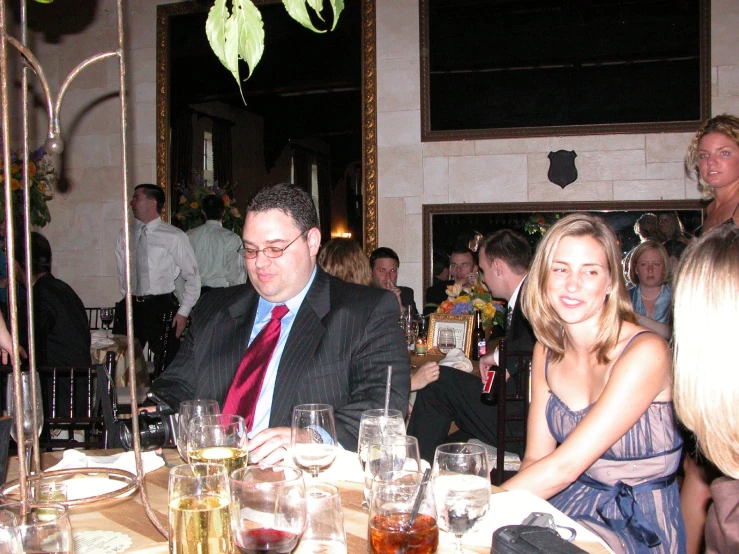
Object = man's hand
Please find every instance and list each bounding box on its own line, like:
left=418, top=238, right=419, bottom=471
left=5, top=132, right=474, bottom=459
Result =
left=411, top=361, right=440, bottom=391
left=247, top=427, right=291, bottom=465
left=172, top=314, right=188, bottom=338
left=479, top=352, right=496, bottom=384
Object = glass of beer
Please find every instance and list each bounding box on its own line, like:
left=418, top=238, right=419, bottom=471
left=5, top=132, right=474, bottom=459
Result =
left=368, top=470, right=438, bottom=554
left=230, top=466, right=307, bottom=554
left=187, top=414, right=248, bottom=473
left=0, top=502, right=72, bottom=554
left=168, top=463, right=232, bottom=554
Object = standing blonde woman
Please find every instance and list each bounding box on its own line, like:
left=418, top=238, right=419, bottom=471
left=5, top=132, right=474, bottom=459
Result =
left=673, top=225, right=739, bottom=553
left=503, top=213, right=685, bottom=554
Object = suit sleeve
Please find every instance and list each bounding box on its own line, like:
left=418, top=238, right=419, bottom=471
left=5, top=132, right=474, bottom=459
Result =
left=335, top=290, right=411, bottom=450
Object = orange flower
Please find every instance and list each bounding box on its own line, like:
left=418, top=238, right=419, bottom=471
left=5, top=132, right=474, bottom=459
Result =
left=10, top=163, right=20, bottom=175
left=222, top=194, right=231, bottom=205
left=27, top=161, right=36, bottom=177
left=10, top=178, right=21, bottom=191
left=190, top=201, right=199, bottom=209
left=438, top=300, right=454, bottom=313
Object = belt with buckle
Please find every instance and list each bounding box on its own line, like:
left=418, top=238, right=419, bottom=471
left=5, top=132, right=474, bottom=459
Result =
left=133, top=293, right=172, bottom=303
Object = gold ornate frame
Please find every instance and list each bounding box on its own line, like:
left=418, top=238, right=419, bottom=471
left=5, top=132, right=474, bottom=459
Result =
left=155, top=0, right=378, bottom=252
left=428, top=314, right=474, bottom=359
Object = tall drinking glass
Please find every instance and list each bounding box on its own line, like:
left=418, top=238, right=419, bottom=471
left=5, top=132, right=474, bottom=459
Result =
left=0, top=502, right=72, bottom=554
left=363, top=435, right=421, bottom=504
left=230, top=466, right=307, bottom=554
left=7, top=372, right=43, bottom=476
left=437, top=328, right=456, bottom=354
left=432, top=443, right=490, bottom=554
left=357, top=409, right=406, bottom=472
left=169, top=463, right=232, bottom=554
left=293, top=483, right=346, bottom=554
left=187, top=414, right=248, bottom=473
left=291, top=404, right=338, bottom=478
left=177, top=399, right=220, bottom=462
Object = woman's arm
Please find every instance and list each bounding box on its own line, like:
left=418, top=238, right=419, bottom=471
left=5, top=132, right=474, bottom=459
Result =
left=634, top=313, right=671, bottom=340
left=503, top=332, right=671, bottom=499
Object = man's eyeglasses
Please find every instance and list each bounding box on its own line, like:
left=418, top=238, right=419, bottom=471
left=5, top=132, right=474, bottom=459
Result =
left=238, top=229, right=308, bottom=259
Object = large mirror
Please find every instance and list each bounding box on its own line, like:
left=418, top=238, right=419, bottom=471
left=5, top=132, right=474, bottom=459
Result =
left=155, top=0, right=378, bottom=251
left=422, top=201, right=704, bottom=296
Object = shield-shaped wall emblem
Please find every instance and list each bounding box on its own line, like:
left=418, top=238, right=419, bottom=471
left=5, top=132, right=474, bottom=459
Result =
left=547, top=150, right=578, bottom=188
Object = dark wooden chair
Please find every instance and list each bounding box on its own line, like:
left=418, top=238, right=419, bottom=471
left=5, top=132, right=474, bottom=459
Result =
left=0, top=416, right=12, bottom=484
left=149, top=309, right=174, bottom=380
left=492, top=338, right=533, bottom=485
left=85, top=307, right=102, bottom=330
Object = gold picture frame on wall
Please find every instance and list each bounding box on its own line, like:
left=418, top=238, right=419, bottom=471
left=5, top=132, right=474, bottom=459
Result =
left=428, top=314, right=474, bottom=358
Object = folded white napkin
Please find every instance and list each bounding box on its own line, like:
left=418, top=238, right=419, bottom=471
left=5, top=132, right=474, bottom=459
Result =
left=91, top=338, right=116, bottom=349
left=440, top=490, right=614, bottom=552
left=91, top=330, right=109, bottom=339
left=439, top=348, right=473, bottom=373
left=47, top=449, right=165, bottom=475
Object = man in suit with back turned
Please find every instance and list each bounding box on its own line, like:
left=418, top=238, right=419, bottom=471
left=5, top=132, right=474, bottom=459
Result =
left=148, top=183, right=410, bottom=465
left=407, top=229, right=535, bottom=462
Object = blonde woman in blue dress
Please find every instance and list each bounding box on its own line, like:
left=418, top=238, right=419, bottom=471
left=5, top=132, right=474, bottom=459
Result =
left=503, top=213, right=685, bottom=554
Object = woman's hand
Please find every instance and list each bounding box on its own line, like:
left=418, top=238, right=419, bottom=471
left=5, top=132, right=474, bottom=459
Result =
left=411, top=361, right=440, bottom=391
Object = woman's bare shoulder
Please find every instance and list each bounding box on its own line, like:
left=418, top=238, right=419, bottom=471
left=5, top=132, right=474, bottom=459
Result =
left=617, top=321, right=670, bottom=357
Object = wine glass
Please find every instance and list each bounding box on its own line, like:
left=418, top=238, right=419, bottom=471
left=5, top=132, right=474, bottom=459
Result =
left=230, top=466, right=307, bottom=554
left=437, top=327, right=456, bottom=354
left=99, top=307, right=115, bottom=334
left=168, top=463, right=232, bottom=553
left=291, top=404, right=338, bottom=478
left=6, top=372, right=43, bottom=476
left=363, top=435, right=421, bottom=504
left=177, top=399, right=220, bottom=462
left=357, top=408, right=406, bottom=472
left=431, top=443, right=490, bottom=553
left=0, top=503, right=72, bottom=554
left=187, top=414, right=249, bottom=474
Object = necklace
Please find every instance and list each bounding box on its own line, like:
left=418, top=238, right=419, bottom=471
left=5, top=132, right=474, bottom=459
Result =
left=640, top=286, right=662, bottom=301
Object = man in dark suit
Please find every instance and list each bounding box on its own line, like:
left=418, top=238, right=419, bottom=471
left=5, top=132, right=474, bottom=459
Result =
left=407, top=229, right=535, bottom=462
left=149, top=184, right=410, bottom=465
left=369, top=247, right=417, bottom=316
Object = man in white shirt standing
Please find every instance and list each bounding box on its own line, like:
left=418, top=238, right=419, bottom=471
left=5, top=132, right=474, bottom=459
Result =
left=114, top=184, right=200, bottom=363
left=187, top=194, right=247, bottom=296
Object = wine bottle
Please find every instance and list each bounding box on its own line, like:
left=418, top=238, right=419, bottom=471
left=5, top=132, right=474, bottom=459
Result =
left=470, top=310, right=486, bottom=361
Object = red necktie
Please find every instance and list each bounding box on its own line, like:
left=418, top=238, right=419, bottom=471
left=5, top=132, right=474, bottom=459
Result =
left=223, top=304, right=290, bottom=430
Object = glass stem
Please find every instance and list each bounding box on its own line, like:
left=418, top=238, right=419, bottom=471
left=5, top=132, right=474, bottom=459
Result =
left=455, top=533, right=464, bottom=554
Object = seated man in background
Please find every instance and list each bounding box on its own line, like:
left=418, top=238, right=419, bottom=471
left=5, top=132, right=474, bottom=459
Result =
left=449, top=247, right=479, bottom=288
left=407, top=229, right=535, bottom=463
left=369, top=247, right=417, bottom=315
left=424, top=249, right=451, bottom=315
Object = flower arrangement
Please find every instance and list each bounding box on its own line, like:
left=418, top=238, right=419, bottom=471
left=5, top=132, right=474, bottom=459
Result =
left=436, top=280, right=505, bottom=330
left=174, top=174, right=244, bottom=235
left=0, top=143, right=56, bottom=228
left=524, top=213, right=561, bottom=236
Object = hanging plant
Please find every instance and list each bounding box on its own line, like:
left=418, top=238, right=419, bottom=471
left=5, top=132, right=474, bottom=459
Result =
left=205, top=0, right=344, bottom=103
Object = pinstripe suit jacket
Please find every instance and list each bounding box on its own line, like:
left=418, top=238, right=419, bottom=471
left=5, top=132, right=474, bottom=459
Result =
left=149, top=267, right=411, bottom=450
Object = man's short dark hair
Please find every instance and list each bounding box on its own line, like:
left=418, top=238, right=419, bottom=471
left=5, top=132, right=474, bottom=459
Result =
left=369, top=247, right=400, bottom=270
left=135, top=184, right=165, bottom=212
left=432, top=249, right=450, bottom=278
left=247, top=183, right=318, bottom=232
left=450, top=246, right=477, bottom=266
left=479, top=230, right=531, bottom=275
left=202, top=194, right=226, bottom=220
left=30, top=232, right=52, bottom=275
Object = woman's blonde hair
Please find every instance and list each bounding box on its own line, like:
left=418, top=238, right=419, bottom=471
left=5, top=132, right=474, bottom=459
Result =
left=627, top=240, right=670, bottom=286
left=685, top=113, right=739, bottom=201
left=523, top=213, right=637, bottom=365
left=673, top=225, right=739, bottom=478
left=317, top=238, right=372, bottom=286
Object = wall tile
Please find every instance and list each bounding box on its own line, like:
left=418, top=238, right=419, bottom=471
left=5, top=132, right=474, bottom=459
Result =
left=645, top=133, right=694, bottom=163
left=405, top=196, right=423, bottom=215
left=712, top=0, right=739, bottom=67
left=684, top=176, right=702, bottom=200
left=718, top=65, right=739, bottom=97
left=527, top=153, right=551, bottom=183
left=422, top=141, right=475, bottom=157
left=646, top=162, right=685, bottom=180
left=378, top=111, right=421, bottom=147
left=550, top=134, right=645, bottom=152
left=378, top=196, right=407, bottom=256
left=405, top=214, right=423, bottom=264
left=378, top=145, right=423, bottom=198
left=377, top=0, right=419, bottom=61
left=423, top=157, right=448, bottom=196
left=613, top=180, right=685, bottom=201
left=129, top=48, right=156, bottom=85
left=449, top=155, right=528, bottom=203
left=712, top=96, right=739, bottom=116
left=475, top=137, right=551, bottom=155
left=398, top=262, right=422, bottom=304
left=528, top=181, right=613, bottom=202
left=377, top=58, right=421, bottom=112
left=577, top=150, right=646, bottom=181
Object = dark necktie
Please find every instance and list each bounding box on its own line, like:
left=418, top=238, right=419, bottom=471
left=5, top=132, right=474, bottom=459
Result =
left=505, top=304, right=514, bottom=331
left=136, top=226, right=150, bottom=295
left=222, top=304, right=290, bottom=430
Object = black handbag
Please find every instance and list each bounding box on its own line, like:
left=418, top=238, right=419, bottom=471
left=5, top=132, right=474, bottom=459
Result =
left=491, top=525, right=588, bottom=554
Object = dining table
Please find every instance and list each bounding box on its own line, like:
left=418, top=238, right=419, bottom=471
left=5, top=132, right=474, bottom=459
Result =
left=90, top=332, right=150, bottom=388
left=4, top=448, right=613, bottom=554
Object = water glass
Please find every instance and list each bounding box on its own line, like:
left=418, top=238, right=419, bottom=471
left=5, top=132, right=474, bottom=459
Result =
left=363, top=435, right=421, bottom=504
left=437, top=327, right=456, bottom=353
left=168, top=463, right=232, bottom=554
left=177, top=399, right=220, bottom=462
left=368, top=470, right=438, bottom=554
left=230, top=466, right=307, bottom=554
left=187, top=414, right=248, bottom=474
left=291, top=404, right=338, bottom=478
left=0, top=502, right=72, bottom=553
left=294, top=483, right=347, bottom=554
left=357, top=409, right=406, bottom=472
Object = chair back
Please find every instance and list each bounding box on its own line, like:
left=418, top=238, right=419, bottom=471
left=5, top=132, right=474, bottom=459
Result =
left=493, top=338, right=533, bottom=485
left=151, top=309, right=174, bottom=379
left=0, top=416, right=12, bottom=484
left=85, top=307, right=101, bottom=330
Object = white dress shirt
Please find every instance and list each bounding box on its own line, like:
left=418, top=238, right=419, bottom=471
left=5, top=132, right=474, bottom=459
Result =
left=115, top=218, right=201, bottom=317
left=186, top=220, right=247, bottom=288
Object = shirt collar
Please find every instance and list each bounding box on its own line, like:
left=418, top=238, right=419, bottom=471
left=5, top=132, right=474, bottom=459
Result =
left=255, top=265, right=318, bottom=320
left=508, top=274, right=527, bottom=309
left=205, top=220, right=223, bottom=227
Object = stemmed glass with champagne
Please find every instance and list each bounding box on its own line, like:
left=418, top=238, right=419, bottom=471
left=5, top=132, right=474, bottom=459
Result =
left=432, top=443, right=490, bottom=553
left=291, top=404, right=338, bottom=478
left=6, top=372, right=43, bottom=476
left=177, top=399, right=220, bottom=462
left=187, top=414, right=248, bottom=474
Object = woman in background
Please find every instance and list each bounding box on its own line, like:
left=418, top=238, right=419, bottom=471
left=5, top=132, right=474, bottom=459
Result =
left=504, top=213, right=684, bottom=554
left=627, top=240, right=672, bottom=339
left=657, top=211, right=691, bottom=271
left=673, top=226, right=739, bottom=553
left=317, top=238, right=372, bottom=286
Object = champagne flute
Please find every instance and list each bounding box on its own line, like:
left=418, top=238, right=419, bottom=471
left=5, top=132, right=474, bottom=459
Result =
left=169, top=463, right=232, bottom=554
left=431, top=443, right=490, bottom=554
left=100, top=307, right=115, bottom=334
left=0, top=502, right=72, bottom=554
left=177, top=399, right=220, bottom=462
left=291, top=404, right=338, bottom=478
left=187, top=414, right=248, bottom=474
left=363, top=435, right=421, bottom=504
left=230, top=466, right=307, bottom=554
left=7, top=372, right=43, bottom=476
left=357, top=408, right=406, bottom=472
